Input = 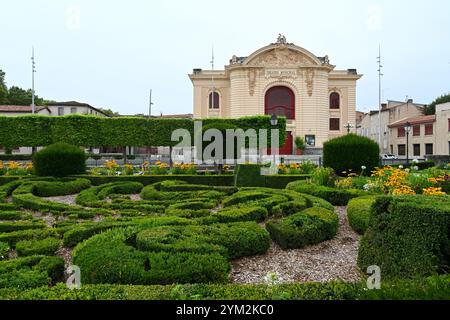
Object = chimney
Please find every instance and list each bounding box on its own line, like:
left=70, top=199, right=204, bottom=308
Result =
left=347, top=69, right=357, bottom=75
left=381, top=103, right=387, bottom=110
left=407, top=99, right=413, bottom=104
left=193, top=68, right=202, bottom=75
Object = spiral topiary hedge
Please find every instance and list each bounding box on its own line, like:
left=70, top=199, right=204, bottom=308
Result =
left=266, top=207, right=339, bottom=249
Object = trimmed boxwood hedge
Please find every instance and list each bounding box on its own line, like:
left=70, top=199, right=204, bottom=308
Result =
left=72, top=220, right=270, bottom=285
left=0, top=255, right=64, bottom=289
left=263, top=175, right=310, bottom=189
left=266, top=207, right=339, bottom=249
left=286, top=180, right=366, bottom=206
left=0, top=242, right=9, bottom=261
left=323, top=134, right=380, bottom=175
left=16, top=238, right=61, bottom=257
left=234, top=164, right=265, bottom=187
left=0, top=275, right=449, bottom=300
left=211, top=206, right=268, bottom=223
left=32, top=178, right=91, bottom=197
left=0, top=114, right=286, bottom=148
left=347, top=196, right=378, bottom=234
left=34, top=143, right=87, bottom=177
left=358, top=195, right=450, bottom=279
left=136, top=223, right=270, bottom=260
left=73, top=227, right=231, bottom=285
left=74, top=175, right=236, bottom=187
left=0, top=229, right=60, bottom=247
left=76, top=182, right=144, bottom=207
left=0, top=211, right=30, bottom=221
left=0, top=220, right=46, bottom=233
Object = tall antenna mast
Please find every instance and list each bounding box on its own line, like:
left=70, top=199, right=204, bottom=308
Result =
left=210, top=44, right=215, bottom=109
left=377, top=45, right=383, bottom=149
left=148, top=89, right=154, bottom=117
left=31, top=46, right=36, bottom=114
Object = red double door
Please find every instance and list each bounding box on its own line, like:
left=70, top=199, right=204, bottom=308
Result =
left=267, top=131, right=293, bottom=155
left=265, top=86, right=295, bottom=155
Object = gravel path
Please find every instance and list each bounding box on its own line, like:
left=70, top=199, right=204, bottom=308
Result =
left=56, top=247, right=73, bottom=282
left=43, top=195, right=78, bottom=206
left=229, top=206, right=362, bottom=284
left=129, top=194, right=142, bottom=201
left=32, top=212, right=56, bottom=228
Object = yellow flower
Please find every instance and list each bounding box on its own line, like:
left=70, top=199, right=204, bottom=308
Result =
left=105, top=159, right=118, bottom=169
left=124, top=164, right=133, bottom=170
left=423, top=187, right=446, bottom=196
left=7, top=161, right=20, bottom=170
left=0, top=161, right=3, bottom=169
left=392, top=185, right=416, bottom=196
left=425, top=176, right=444, bottom=187
left=25, top=162, right=33, bottom=171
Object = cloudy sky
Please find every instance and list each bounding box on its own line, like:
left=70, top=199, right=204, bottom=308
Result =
left=1, top=0, right=449, bottom=115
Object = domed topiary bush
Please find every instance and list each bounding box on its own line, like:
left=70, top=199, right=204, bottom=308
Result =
left=34, top=143, right=86, bottom=177
left=323, top=134, right=379, bottom=176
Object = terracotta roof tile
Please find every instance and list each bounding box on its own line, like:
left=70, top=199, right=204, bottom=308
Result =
left=0, top=105, right=48, bottom=113
left=388, top=115, right=436, bottom=128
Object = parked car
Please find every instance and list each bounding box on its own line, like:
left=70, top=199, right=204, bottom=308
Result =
left=381, top=154, right=398, bottom=160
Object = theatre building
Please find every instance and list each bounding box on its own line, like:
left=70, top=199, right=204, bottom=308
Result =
left=189, top=35, right=362, bottom=155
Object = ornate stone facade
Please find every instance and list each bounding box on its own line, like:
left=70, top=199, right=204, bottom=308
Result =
left=189, top=36, right=362, bottom=152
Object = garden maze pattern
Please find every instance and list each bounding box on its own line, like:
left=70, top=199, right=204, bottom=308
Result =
left=0, top=178, right=339, bottom=288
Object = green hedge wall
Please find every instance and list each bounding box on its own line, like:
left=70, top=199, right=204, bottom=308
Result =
left=234, top=164, right=265, bottom=187
left=347, top=196, right=378, bottom=234
left=72, top=175, right=235, bottom=186
left=286, top=181, right=366, bottom=206
left=358, top=195, right=450, bottom=279
left=0, top=115, right=286, bottom=148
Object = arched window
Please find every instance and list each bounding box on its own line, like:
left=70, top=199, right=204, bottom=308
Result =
left=330, top=92, right=340, bottom=109
left=265, top=86, right=295, bottom=120
left=209, top=92, right=220, bottom=109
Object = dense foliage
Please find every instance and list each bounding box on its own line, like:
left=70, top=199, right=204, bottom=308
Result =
left=34, top=143, right=86, bottom=177
left=358, top=195, right=450, bottom=279
left=0, top=115, right=286, bottom=148
left=266, top=207, right=339, bottom=249
left=323, top=134, right=380, bottom=176
left=1, top=275, right=449, bottom=300
left=346, top=196, right=377, bottom=234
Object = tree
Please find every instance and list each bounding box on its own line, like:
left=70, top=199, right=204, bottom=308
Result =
left=99, top=108, right=120, bottom=117
left=6, top=86, right=45, bottom=106
left=424, top=93, right=450, bottom=115
left=0, top=69, right=7, bottom=104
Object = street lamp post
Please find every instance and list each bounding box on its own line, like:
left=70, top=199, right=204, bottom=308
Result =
left=345, top=122, right=354, bottom=134
left=270, top=114, right=278, bottom=166
left=404, top=121, right=412, bottom=165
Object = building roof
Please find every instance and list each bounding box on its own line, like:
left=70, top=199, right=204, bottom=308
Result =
left=0, top=105, right=50, bottom=113
left=388, top=115, right=436, bottom=128
left=157, top=113, right=193, bottom=119
left=120, top=113, right=194, bottom=119
left=46, top=101, right=111, bottom=117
